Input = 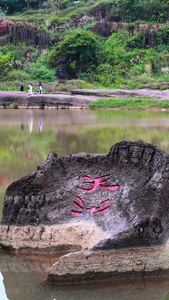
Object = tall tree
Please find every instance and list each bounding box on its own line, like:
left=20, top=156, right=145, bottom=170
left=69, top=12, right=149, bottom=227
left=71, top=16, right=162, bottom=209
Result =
left=0, top=0, right=26, bottom=14
left=49, top=30, right=104, bottom=78
left=25, top=0, right=39, bottom=9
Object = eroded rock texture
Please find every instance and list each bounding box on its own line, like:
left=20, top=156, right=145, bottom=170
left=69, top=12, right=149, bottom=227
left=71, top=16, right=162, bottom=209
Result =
left=1, top=140, right=169, bottom=251
left=47, top=245, right=169, bottom=284
left=0, top=20, right=48, bottom=48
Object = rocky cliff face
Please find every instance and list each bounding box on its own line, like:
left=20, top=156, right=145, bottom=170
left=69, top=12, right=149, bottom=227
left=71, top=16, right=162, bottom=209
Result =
left=0, top=20, right=48, bottom=48
left=89, top=21, right=161, bottom=46
left=57, top=18, right=161, bottom=78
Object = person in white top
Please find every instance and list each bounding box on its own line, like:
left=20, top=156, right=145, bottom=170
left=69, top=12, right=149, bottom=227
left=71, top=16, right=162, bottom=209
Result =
left=28, top=83, right=33, bottom=95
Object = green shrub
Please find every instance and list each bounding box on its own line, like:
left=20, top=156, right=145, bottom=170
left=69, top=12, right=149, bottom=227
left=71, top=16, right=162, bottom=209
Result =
left=24, top=60, right=55, bottom=81
left=49, top=30, right=104, bottom=77
left=160, top=85, right=168, bottom=90
left=129, top=64, right=145, bottom=75
left=4, top=69, right=31, bottom=81
left=31, top=65, right=55, bottom=81
left=0, top=84, right=18, bottom=91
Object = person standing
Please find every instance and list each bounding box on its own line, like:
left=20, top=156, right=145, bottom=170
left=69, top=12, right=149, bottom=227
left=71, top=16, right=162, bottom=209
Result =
left=20, top=81, right=24, bottom=91
left=38, top=81, right=43, bottom=94
left=28, top=83, right=33, bottom=95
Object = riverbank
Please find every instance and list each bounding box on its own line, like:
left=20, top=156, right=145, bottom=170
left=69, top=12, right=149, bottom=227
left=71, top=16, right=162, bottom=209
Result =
left=1, top=88, right=169, bottom=109
left=0, top=90, right=101, bottom=109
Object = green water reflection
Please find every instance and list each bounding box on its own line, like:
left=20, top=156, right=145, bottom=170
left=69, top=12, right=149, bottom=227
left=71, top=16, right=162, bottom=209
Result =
left=1, top=109, right=169, bottom=182
left=0, top=109, right=169, bottom=219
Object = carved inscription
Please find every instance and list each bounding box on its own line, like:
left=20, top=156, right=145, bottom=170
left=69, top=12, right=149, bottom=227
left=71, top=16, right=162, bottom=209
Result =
left=72, top=175, right=119, bottom=216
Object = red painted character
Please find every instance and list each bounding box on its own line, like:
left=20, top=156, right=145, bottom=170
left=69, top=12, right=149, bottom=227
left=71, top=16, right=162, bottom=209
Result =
left=0, top=24, right=3, bottom=31
left=77, top=175, right=119, bottom=193
left=71, top=196, right=112, bottom=215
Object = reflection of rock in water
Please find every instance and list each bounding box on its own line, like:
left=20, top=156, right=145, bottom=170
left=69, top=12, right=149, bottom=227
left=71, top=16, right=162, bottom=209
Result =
left=47, top=282, right=169, bottom=300
left=0, top=249, right=62, bottom=300
left=0, top=250, right=169, bottom=300
left=0, top=248, right=169, bottom=300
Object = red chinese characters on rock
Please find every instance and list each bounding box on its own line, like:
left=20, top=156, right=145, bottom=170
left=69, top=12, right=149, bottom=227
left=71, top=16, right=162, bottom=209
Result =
left=77, top=175, right=119, bottom=193
left=71, top=175, right=119, bottom=216
left=0, top=24, right=3, bottom=31
left=72, top=197, right=112, bottom=215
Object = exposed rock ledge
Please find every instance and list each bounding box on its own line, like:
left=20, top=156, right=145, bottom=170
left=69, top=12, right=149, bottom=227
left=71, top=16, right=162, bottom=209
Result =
left=0, top=221, right=109, bottom=254
left=0, top=91, right=101, bottom=109
left=71, top=88, right=169, bottom=100
left=1, top=87, right=169, bottom=110
left=47, top=244, right=169, bottom=284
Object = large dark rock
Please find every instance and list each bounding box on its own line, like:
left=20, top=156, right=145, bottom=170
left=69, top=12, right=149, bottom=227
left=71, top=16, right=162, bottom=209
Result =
left=1, top=140, right=169, bottom=248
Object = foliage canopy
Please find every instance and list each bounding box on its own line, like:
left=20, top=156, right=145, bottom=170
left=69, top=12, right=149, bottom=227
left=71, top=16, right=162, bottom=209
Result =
left=49, top=30, right=104, bottom=76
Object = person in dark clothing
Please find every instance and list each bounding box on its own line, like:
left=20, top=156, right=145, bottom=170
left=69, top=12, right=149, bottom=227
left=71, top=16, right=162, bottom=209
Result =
left=20, top=81, right=24, bottom=91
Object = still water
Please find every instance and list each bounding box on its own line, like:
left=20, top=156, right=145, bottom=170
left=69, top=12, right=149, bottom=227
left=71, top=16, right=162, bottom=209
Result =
left=1, top=108, right=169, bottom=300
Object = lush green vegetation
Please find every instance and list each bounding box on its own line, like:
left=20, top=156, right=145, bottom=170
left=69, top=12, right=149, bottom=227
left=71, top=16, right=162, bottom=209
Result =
left=1, top=0, right=169, bottom=88
left=0, top=0, right=44, bottom=14
left=90, top=97, right=169, bottom=109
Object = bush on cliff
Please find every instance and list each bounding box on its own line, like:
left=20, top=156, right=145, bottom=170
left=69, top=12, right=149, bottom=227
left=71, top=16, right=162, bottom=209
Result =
left=48, top=30, right=104, bottom=77
left=0, top=52, right=14, bottom=77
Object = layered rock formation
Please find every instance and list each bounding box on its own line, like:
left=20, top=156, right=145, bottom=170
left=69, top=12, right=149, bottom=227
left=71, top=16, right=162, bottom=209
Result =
left=89, top=21, right=161, bottom=44
left=0, top=20, right=48, bottom=48
left=47, top=245, right=169, bottom=283
left=1, top=140, right=169, bottom=281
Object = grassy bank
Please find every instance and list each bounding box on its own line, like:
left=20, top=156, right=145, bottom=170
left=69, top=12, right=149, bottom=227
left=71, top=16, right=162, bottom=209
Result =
left=89, top=97, right=169, bottom=110
left=0, top=80, right=104, bottom=93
